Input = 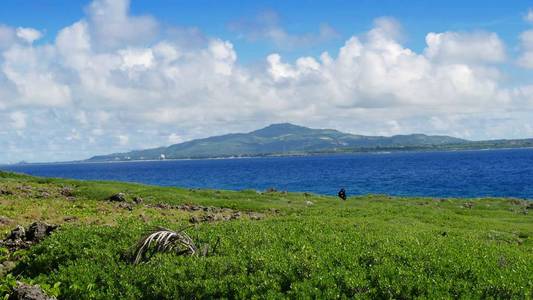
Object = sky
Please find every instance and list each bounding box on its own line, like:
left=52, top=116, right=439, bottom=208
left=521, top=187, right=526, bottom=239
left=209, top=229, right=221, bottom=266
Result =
left=1, top=0, right=533, bottom=163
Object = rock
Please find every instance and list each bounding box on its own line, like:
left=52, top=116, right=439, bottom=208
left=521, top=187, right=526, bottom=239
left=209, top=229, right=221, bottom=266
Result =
left=39, top=192, right=51, bottom=198
left=508, top=199, right=522, bottom=205
left=462, top=202, right=474, bottom=209
left=133, top=196, right=143, bottom=204
left=265, top=187, right=277, bottom=193
left=205, top=213, right=219, bottom=222
left=10, top=281, right=56, bottom=300
left=153, top=203, right=172, bottom=210
left=60, top=187, right=74, bottom=197
left=8, top=226, right=26, bottom=240
left=108, top=193, right=126, bottom=202
left=17, top=186, right=32, bottom=193
left=0, top=216, right=13, bottom=225
left=2, top=223, right=56, bottom=252
left=230, top=212, right=242, bottom=220
left=1, top=239, right=27, bottom=252
left=0, top=189, right=13, bottom=195
left=26, top=222, right=56, bottom=242
left=248, top=212, right=263, bottom=220
left=117, top=202, right=133, bottom=211
left=63, top=216, right=77, bottom=222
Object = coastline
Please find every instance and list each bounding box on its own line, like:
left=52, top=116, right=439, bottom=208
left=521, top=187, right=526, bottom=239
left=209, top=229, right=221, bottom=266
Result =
left=4, top=145, right=533, bottom=166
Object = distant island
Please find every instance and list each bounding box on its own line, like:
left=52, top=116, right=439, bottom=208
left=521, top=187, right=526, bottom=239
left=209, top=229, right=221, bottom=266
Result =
left=87, top=123, right=533, bottom=162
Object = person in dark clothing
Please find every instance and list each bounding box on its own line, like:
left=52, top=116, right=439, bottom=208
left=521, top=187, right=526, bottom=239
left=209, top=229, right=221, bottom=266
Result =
left=338, top=188, right=346, bottom=200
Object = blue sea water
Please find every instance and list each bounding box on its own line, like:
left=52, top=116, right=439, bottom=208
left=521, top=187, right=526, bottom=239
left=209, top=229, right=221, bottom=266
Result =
left=2, top=148, right=533, bottom=199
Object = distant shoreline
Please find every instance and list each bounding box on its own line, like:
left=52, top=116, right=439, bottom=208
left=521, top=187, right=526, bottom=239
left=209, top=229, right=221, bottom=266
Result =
left=3, top=146, right=533, bottom=166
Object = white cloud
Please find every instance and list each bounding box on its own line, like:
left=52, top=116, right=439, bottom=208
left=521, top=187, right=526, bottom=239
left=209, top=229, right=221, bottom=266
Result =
left=2, top=45, right=72, bottom=107
left=118, top=134, right=129, bottom=146
left=86, top=0, right=158, bottom=50
left=2, top=46, right=71, bottom=106
left=1, top=1, right=533, bottom=163
left=0, top=25, right=16, bottom=49
left=518, top=9, right=533, bottom=68
left=16, top=27, right=43, bottom=44
left=518, top=30, right=533, bottom=68
left=168, top=133, right=182, bottom=144
left=229, top=10, right=339, bottom=49
left=425, top=31, right=506, bottom=63
left=66, top=129, right=81, bottom=141
left=208, top=39, right=237, bottom=75
left=264, top=21, right=508, bottom=112
left=369, top=17, right=404, bottom=41
left=10, top=111, right=27, bottom=129
left=525, top=9, right=533, bottom=24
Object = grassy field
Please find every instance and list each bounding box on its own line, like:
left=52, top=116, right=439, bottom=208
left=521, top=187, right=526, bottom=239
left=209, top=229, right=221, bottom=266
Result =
left=0, top=170, right=532, bottom=299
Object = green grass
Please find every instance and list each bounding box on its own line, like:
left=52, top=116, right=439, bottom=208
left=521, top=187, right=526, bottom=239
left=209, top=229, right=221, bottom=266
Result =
left=0, top=171, right=532, bottom=299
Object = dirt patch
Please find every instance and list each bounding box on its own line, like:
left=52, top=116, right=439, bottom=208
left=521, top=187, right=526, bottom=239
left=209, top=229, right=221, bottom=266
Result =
left=145, top=203, right=266, bottom=223
left=0, top=183, right=77, bottom=201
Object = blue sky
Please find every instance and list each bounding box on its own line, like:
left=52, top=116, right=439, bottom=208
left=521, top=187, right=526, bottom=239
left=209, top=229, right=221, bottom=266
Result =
left=1, top=0, right=531, bottom=61
left=1, top=0, right=533, bottom=162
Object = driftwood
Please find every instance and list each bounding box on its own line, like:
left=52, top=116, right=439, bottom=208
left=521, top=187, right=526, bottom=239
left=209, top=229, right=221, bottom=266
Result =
left=132, top=225, right=219, bottom=264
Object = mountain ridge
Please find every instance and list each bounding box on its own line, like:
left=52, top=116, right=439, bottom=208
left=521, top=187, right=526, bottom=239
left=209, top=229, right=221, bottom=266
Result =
left=87, top=123, right=476, bottom=162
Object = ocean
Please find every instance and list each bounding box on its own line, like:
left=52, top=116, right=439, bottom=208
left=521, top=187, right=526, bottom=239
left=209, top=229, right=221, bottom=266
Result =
left=2, top=148, right=533, bottom=199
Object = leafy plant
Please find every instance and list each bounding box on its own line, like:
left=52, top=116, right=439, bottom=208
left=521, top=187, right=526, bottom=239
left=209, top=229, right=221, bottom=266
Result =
left=0, top=274, right=17, bottom=299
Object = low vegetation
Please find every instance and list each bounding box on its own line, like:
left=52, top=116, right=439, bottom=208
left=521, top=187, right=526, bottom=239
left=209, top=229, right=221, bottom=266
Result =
left=0, top=171, right=531, bottom=299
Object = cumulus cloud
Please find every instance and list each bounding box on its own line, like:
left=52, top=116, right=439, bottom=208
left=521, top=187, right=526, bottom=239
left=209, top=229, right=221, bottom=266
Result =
left=2, top=45, right=72, bottom=107
left=525, top=9, right=533, bottom=24
left=15, top=27, right=43, bottom=44
left=518, top=9, right=533, bottom=68
left=86, top=0, right=159, bottom=50
left=0, top=25, right=16, bottom=49
left=425, top=31, right=506, bottom=63
left=0, top=0, right=533, bottom=162
left=1, top=25, right=44, bottom=48
left=168, top=133, right=182, bottom=144
left=118, top=134, right=129, bottom=146
left=229, top=10, right=339, bottom=49
left=10, top=111, right=27, bottom=129
left=265, top=20, right=508, bottom=113
left=518, top=30, right=533, bottom=68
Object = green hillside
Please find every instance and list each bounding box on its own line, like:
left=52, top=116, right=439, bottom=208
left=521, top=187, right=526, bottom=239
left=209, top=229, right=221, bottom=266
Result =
left=88, top=123, right=469, bottom=161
